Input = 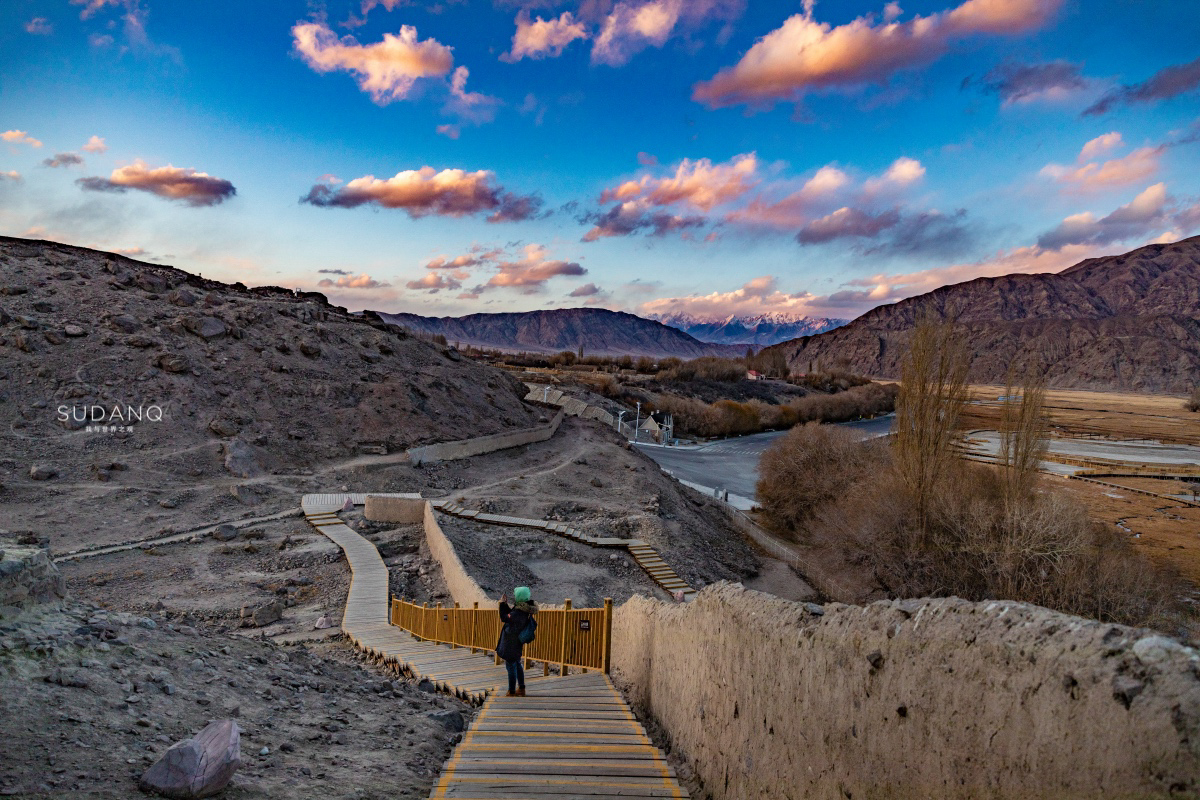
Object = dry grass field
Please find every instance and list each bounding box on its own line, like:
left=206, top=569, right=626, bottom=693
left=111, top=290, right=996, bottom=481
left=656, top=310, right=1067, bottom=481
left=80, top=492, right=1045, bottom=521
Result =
left=1057, top=477, right=1200, bottom=586
left=962, top=386, right=1199, bottom=445
left=960, top=385, right=1200, bottom=587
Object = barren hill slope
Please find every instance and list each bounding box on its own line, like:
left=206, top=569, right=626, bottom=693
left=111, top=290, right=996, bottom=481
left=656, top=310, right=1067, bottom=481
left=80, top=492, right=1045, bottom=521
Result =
left=377, top=307, right=741, bottom=358
left=766, top=237, right=1200, bottom=392
left=0, top=236, right=539, bottom=480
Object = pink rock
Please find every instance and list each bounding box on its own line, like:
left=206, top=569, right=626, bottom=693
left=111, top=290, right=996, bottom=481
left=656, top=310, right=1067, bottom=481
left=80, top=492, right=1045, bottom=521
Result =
left=314, top=614, right=334, bottom=630
left=139, top=719, right=242, bottom=799
left=341, top=497, right=354, bottom=511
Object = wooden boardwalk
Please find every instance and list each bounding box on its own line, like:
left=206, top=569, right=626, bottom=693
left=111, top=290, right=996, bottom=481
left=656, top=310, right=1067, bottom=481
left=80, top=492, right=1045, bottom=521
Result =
left=431, top=671, right=686, bottom=799
left=302, top=492, right=690, bottom=799
left=431, top=500, right=697, bottom=600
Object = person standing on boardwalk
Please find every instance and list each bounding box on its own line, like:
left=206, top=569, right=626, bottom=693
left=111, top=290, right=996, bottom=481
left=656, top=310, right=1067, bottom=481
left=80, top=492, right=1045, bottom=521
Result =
left=497, top=587, right=537, bottom=697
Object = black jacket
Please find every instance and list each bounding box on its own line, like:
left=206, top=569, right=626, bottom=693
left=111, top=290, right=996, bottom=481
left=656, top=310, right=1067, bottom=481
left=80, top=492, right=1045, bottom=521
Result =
left=496, top=600, right=537, bottom=663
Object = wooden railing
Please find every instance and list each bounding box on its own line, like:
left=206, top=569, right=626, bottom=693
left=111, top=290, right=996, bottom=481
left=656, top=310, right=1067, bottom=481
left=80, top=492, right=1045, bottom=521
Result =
left=390, top=596, right=613, bottom=675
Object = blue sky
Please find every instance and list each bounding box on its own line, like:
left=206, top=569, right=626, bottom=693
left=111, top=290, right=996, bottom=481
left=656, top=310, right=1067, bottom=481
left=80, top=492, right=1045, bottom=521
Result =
left=1, top=0, right=1197, bottom=320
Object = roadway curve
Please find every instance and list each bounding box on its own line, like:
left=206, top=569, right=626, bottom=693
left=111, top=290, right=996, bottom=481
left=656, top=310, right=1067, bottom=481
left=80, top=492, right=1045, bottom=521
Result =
left=636, top=415, right=894, bottom=503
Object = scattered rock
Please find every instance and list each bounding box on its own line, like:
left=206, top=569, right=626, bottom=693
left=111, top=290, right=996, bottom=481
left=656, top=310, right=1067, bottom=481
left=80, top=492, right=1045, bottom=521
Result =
left=167, top=289, right=197, bottom=307
left=63, top=324, right=86, bottom=337
left=184, top=316, right=226, bottom=341
left=208, top=417, right=240, bottom=437
left=1131, top=635, right=1185, bottom=666
left=212, top=525, right=239, bottom=542
left=315, top=614, right=334, bottom=630
left=427, top=709, right=465, bottom=733
left=223, top=439, right=263, bottom=478
left=298, top=341, right=321, bottom=358
left=29, top=465, right=58, bottom=481
left=156, top=353, right=190, bottom=374
left=42, top=330, right=66, bottom=345
left=866, top=650, right=884, bottom=670
left=108, top=315, right=140, bottom=334
left=139, top=719, right=241, bottom=800
left=239, top=599, right=283, bottom=628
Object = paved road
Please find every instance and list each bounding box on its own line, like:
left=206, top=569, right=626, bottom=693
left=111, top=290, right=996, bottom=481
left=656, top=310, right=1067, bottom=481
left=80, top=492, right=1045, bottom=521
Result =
left=636, top=415, right=894, bottom=501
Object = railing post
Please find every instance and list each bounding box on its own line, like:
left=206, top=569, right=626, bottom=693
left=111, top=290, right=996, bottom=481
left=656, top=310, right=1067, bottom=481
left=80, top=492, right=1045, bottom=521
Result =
left=559, top=598, right=571, bottom=677
left=470, top=601, right=478, bottom=654
left=421, top=602, right=428, bottom=641
left=434, top=602, right=442, bottom=644
left=602, top=597, right=613, bottom=674
left=451, top=602, right=460, bottom=648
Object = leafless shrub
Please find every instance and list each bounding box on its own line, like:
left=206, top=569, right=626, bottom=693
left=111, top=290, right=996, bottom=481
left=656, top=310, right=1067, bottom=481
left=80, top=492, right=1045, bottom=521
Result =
left=757, top=423, right=889, bottom=539
left=892, top=316, right=969, bottom=544
left=998, top=370, right=1049, bottom=508
left=657, top=357, right=746, bottom=383
left=1186, top=386, right=1200, bottom=412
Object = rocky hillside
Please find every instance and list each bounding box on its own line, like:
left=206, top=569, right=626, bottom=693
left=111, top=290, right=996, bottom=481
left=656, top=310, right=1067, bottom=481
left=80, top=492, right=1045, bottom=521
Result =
left=767, top=236, right=1200, bottom=392
left=0, top=236, right=540, bottom=482
left=649, top=312, right=847, bottom=346
left=377, top=307, right=741, bottom=358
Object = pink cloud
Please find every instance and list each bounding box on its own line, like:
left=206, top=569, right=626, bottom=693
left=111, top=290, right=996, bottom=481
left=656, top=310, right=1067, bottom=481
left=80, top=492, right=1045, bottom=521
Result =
left=1086, top=56, right=1200, bottom=116
left=77, top=160, right=236, bottom=206
left=487, top=244, right=586, bottom=290
left=592, top=0, right=745, bottom=66
left=406, top=272, right=461, bottom=291
left=599, top=153, right=759, bottom=211
left=1040, top=142, right=1163, bottom=191
left=1035, top=183, right=1200, bottom=249
left=796, top=206, right=901, bottom=243
left=1078, top=131, right=1122, bottom=161
left=25, top=17, right=53, bottom=34
left=503, top=11, right=588, bottom=61
left=569, top=282, right=602, bottom=297
left=581, top=202, right=705, bottom=241
left=71, top=0, right=120, bottom=19
left=1, top=170, right=22, bottom=182
left=2, top=130, right=43, bottom=148
left=693, top=0, right=1063, bottom=108
left=318, top=273, right=391, bottom=289
left=300, top=166, right=542, bottom=222
left=724, top=165, right=851, bottom=228
left=292, top=22, right=454, bottom=105
left=81, top=135, right=107, bottom=153
left=436, top=124, right=461, bottom=139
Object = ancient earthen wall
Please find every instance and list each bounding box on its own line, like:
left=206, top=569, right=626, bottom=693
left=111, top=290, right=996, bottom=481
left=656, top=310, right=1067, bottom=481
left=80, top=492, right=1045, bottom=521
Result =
left=363, top=495, right=426, bottom=524
left=610, top=583, right=1200, bottom=800
left=407, top=409, right=565, bottom=465
left=421, top=503, right=490, bottom=608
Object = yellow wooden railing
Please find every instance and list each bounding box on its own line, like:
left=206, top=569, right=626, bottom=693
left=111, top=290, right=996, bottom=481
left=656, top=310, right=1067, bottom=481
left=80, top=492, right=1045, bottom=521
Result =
left=390, top=596, right=613, bottom=675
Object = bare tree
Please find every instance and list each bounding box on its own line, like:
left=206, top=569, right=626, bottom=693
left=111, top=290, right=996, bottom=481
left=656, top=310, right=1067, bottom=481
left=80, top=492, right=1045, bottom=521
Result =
left=998, top=368, right=1048, bottom=507
left=892, top=315, right=969, bottom=544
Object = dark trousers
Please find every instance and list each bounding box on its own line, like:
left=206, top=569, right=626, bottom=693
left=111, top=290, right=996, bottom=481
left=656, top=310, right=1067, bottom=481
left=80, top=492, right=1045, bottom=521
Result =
left=504, top=658, right=524, bottom=692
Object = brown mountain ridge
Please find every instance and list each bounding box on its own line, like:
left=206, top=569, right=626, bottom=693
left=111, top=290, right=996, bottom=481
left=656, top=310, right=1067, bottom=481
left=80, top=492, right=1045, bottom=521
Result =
left=766, top=236, right=1200, bottom=393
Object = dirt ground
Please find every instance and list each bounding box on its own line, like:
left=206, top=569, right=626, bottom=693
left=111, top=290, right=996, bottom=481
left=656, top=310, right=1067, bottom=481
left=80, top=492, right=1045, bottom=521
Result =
left=0, top=600, right=470, bottom=799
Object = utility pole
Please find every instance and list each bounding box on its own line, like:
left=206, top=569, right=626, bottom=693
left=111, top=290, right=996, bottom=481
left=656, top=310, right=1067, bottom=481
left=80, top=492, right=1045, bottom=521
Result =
left=616, top=410, right=627, bottom=438
left=634, top=401, right=641, bottom=443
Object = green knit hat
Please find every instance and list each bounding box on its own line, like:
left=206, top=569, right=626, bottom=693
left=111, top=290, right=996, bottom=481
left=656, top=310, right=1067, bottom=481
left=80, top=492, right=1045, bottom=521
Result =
left=513, top=586, right=531, bottom=603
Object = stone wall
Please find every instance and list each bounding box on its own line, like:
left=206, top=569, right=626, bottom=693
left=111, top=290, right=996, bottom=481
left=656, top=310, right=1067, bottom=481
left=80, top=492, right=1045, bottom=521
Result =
left=364, top=495, right=426, bottom=524
left=0, top=543, right=67, bottom=613
left=610, top=583, right=1200, bottom=800
left=407, top=409, right=565, bottom=465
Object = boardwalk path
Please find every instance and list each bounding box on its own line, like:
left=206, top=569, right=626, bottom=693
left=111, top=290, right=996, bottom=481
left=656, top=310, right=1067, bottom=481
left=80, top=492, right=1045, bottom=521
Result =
left=302, top=492, right=689, bottom=800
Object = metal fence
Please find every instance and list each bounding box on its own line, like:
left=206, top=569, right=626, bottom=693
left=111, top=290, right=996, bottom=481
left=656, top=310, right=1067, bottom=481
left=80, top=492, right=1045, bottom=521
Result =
left=390, top=597, right=613, bottom=674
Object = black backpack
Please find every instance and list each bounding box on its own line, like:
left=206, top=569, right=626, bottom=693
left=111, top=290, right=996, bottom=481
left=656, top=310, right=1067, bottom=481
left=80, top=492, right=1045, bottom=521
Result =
left=518, top=615, right=537, bottom=644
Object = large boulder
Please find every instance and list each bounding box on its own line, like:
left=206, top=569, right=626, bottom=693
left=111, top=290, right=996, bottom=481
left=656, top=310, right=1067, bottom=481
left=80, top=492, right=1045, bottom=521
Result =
left=139, top=719, right=241, bottom=799
left=223, top=439, right=263, bottom=478
left=239, top=599, right=282, bottom=628
left=184, top=316, right=227, bottom=340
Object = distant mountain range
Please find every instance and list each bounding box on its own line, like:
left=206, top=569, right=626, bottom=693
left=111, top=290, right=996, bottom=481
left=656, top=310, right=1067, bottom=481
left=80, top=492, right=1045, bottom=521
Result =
left=375, top=308, right=742, bottom=359
left=649, top=312, right=847, bottom=346
left=764, top=236, right=1200, bottom=393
